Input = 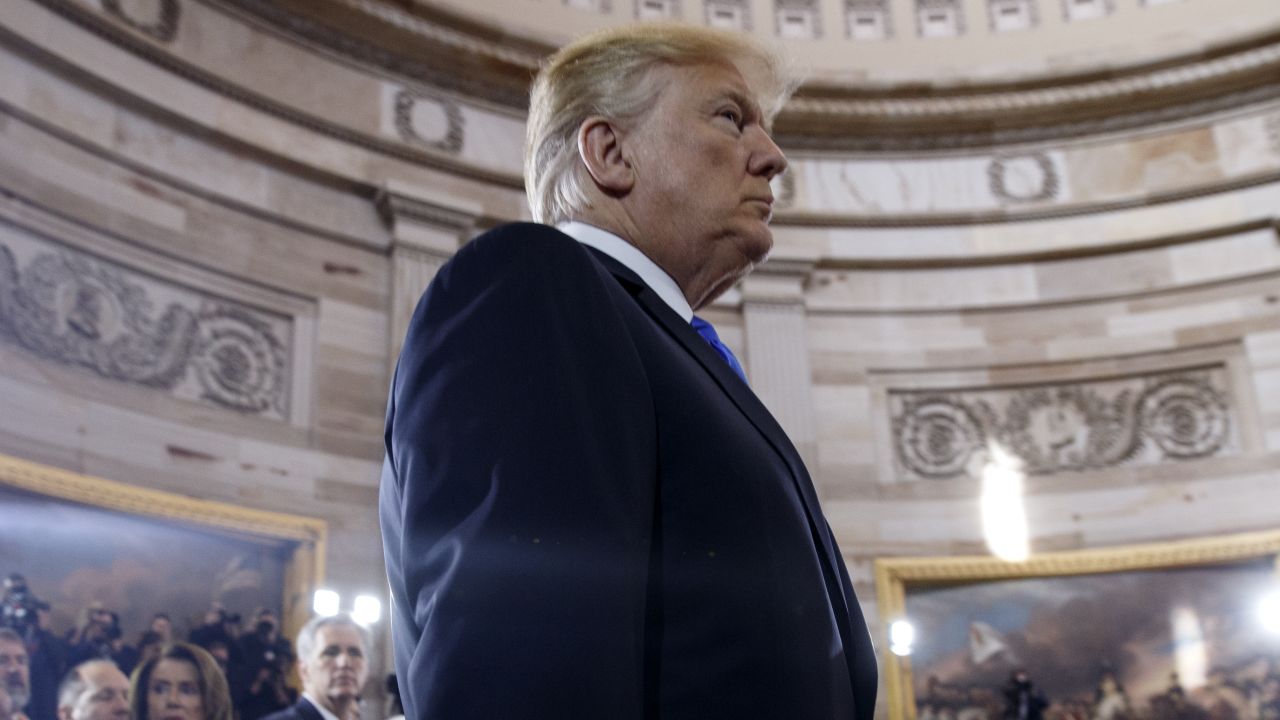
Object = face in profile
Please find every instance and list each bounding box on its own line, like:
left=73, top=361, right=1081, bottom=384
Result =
left=62, top=662, right=130, bottom=720
left=623, top=61, right=788, bottom=308
left=300, top=624, right=367, bottom=707
left=147, top=659, right=203, bottom=720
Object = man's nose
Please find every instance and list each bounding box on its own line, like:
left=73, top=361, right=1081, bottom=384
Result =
left=747, top=126, right=788, bottom=181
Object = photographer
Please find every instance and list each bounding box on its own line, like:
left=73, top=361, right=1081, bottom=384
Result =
left=2, top=576, right=63, bottom=720
left=63, top=606, right=127, bottom=671
left=237, top=610, right=295, bottom=720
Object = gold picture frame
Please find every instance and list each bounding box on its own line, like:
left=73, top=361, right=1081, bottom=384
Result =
left=875, top=530, right=1280, bottom=720
left=0, top=453, right=327, bottom=640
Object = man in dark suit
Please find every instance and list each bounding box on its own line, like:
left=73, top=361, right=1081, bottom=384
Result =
left=260, top=616, right=365, bottom=720
left=380, top=22, right=878, bottom=720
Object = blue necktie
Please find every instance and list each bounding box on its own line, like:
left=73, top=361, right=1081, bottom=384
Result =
left=690, top=315, right=748, bottom=384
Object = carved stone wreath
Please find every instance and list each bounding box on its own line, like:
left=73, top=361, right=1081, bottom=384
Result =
left=988, top=152, right=1060, bottom=203
left=0, top=239, right=289, bottom=419
left=890, top=367, right=1234, bottom=480
left=101, top=0, right=181, bottom=43
left=393, top=89, right=465, bottom=154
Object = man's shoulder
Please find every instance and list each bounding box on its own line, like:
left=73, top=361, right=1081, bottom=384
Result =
left=457, top=222, right=585, bottom=264
left=260, top=698, right=317, bottom=720
left=437, top=222, right=611, bottom=291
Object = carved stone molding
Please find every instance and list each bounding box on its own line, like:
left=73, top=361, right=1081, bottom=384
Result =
left=375, top=180, right=481, bottom=252
left=213, top=0, right=537, bottom=108
left=988, top=152, right=1060, bottom=204
left=889, top=365, right=1236, bottom=481
left=740, top=258, right=816, bottom=305
left=203, top=0, right=1280, bottom=150
left=0, top=227, right=291, bottom=419
left=705, top=0, right=751, bottom=31
left=1266, top=113, right=1280, bottom=155
left=102, top=0, right=181, bottom=43
left=393, top=89, right=465, bottom=154
left=28, top=0, right=524, bottom=187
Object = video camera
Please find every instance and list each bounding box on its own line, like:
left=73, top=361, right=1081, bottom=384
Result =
left=1, top=573, right=49, bottom=633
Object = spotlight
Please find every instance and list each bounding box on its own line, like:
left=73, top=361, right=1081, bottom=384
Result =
left=313, top=589, right=340, bottom=617
left=353, top=595, right=382, bottom=626
left=890, top=619, right=916, bottom=657
left=1258, top=590, right=1280, bottom=634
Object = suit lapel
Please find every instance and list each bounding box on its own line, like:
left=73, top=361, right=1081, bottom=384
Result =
left=584, top=247, right=851, bottom=611
left=296, top=698, right=326, bottom=720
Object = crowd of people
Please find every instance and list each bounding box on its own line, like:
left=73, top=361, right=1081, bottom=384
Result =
left=918, top=664, right=1280, bottom=720
left=1, top=574, right=394, bottom=720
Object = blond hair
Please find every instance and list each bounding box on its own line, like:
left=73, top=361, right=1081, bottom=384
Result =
left=525, top=23, right=795, bottom=225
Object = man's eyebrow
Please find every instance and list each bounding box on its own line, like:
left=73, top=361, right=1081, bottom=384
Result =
left=713, top=89, right=763, bottom=120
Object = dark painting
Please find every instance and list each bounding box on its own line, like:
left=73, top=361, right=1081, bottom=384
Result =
left=0, top=483, right=287, bottom=641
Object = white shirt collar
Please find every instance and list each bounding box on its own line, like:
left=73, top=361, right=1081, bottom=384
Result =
left=303, top=694, right=341, bottom=720
left=557, top=221, right=693, bottom=322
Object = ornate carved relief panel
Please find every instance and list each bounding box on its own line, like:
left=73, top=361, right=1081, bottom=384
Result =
left=0, top=215, right=302, bottom=422
left=887, top=364, right=1240, bottom=481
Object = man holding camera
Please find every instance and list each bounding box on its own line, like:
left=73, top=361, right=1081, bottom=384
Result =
left=238, top=610, right=296, bottom=720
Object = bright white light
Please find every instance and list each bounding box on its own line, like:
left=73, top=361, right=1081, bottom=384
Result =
left=1259, top=591, right=1280, bottom=634
left=313, top=589, right=340, bottom=617
left=980, top=443, right=1030, bottom=563
left=1171, top=606, right=1207, bottom=689
left=890, top=620, right=916, bottom=656
left=353, top=595, right=382, bottom=626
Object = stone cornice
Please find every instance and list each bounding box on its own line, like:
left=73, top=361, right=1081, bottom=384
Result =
left=20, top=0, right=526, bottom=188
left=212, top=0, right=1280, bottom=149
left=214, top=0, right=540, bottom=110
left=781, top=33, right=1280, bottom=150
left=38, top=0, right=1280, bottom=156
left=376, top=180, right=482, bottom=256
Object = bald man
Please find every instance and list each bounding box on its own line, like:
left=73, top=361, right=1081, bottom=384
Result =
left=55, top=662, right=128, bottom=720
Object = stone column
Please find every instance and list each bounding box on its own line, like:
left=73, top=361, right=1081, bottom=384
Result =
left=376, top=180, right=482, bottom=370
left=740, top=259, right=820, bottom=481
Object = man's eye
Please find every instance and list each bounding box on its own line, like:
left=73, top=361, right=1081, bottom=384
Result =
left=718, top=109, right=742, bottom=126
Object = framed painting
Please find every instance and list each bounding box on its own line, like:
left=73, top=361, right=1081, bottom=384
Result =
left=0, top=453, right=327, bottom=640
left=876, top=531, right=1280, bottom=720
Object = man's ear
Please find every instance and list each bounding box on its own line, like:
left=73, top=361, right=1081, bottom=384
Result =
left=577, top=117, right=634, bottom=195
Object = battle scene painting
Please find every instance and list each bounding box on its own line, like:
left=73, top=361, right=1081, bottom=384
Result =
left=906, top=559, right=1280, bottom=720
left=0, top=482, right=288, bottom=639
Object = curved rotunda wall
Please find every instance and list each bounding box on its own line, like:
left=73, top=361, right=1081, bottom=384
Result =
left=418, top=0, right=1280, bottom=86
left=2, top=0, right=1279, bottom=696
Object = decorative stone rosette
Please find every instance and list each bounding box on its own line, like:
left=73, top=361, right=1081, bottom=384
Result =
left=890, top=367, right=1235, bottom=480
